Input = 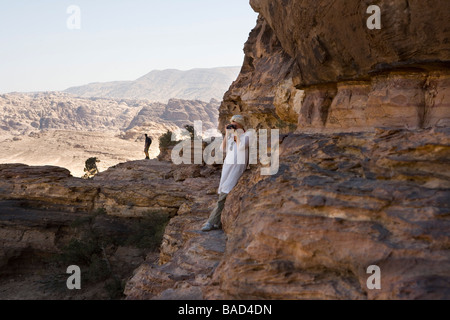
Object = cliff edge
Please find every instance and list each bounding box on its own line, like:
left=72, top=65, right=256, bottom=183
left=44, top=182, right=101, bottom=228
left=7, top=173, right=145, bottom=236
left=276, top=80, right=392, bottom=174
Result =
left=207, top=0, right=450, bottom=299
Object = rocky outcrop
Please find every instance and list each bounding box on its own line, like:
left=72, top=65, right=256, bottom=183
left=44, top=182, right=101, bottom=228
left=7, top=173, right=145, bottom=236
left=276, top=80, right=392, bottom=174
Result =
left=92, top=160, right=218, bottom=217
left=161, top=99, right=220, bottom=134
left=0, top=164, right=97, bottom=214
left=0, top=161, right=220, bottom=271
left=219, top=16, right=301, bottom=134
left=219, top=0, right=450, bottom=133
left=0, top=92, right=219, bottom=137
left=250, top=0, right=450, bottom=86
left=206, top=128, right=450, bottom=299
left=209, top=0, right=450, bottom=300
left=0, top=161, right=218, bottom=219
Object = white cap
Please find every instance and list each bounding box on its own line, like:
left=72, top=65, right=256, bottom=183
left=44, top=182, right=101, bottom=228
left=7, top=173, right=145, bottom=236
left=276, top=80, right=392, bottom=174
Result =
left=230, top=115, right=246, bottom=128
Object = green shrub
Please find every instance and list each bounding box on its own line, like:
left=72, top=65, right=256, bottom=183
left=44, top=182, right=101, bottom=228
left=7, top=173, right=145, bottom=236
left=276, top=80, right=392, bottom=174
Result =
left=125, top=212, right=169, bottom=250
left=53, top=210, right=170, bottom=299
left=58, top=238, right=111, bottom=283
left=159, top=130, right=179, bottom=149
left=105, top=278, right=125, bottom=300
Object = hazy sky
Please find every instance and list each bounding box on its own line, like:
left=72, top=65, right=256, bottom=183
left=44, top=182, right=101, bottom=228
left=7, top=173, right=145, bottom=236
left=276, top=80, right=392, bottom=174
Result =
left=0, top=0, right=258, bottom=93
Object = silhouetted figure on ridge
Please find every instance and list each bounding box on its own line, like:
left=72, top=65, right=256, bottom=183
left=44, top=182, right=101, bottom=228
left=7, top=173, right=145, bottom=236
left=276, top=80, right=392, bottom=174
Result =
left=144, top=134, right=152, bottom=159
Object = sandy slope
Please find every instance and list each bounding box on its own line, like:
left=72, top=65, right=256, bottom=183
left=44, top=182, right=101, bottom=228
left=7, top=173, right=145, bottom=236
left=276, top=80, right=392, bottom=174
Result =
left=0, top=130, right=160, bottom=177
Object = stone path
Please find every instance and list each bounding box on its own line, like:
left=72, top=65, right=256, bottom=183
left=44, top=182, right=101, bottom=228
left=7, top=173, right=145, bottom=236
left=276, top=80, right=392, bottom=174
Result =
left=124, top=203, right=227, bottom=300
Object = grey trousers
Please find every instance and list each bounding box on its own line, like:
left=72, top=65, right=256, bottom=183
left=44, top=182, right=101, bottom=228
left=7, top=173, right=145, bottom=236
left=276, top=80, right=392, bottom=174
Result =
left=206, top=192, right=228, bottom=227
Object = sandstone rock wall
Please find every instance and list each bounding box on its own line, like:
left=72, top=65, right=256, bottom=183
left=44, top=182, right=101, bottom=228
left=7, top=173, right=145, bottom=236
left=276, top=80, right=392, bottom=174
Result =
left=250, top=0, right=450, bottom=86
left=209, top=0, right=450, bottom=300
left=219, top=0, right=450, bottom=134
left=219, top=16, right=301, bottom=134
left=0, top=161, right=218, bottom=219
left=299, top=71, right=450, bottom=132
left=207, top=128, right=450, bottom=299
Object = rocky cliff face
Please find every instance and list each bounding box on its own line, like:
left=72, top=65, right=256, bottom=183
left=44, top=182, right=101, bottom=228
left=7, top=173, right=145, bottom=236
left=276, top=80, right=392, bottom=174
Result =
left=209, top=0, right=450, bottom=300
left=219, top=15, right=301, bottom=133
left=219, top=0, right=450, bottom=133
left=250, top=0, right=449, bottom=86
left=207, top=127, right=450, bottom=299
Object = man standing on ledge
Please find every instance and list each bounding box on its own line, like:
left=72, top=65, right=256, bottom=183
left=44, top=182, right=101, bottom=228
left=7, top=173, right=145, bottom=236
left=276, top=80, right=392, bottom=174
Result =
left=144, top=134, right=152, bottom=159
left=202, top=115, right=251, bottom=232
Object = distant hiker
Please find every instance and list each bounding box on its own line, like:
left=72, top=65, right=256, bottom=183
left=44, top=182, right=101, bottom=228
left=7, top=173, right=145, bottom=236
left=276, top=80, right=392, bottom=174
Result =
left=202, top=115, right=252, bottom=232
left=82, top=157, right=100, bottom=179
left=144, top=134, right=152, bottom=159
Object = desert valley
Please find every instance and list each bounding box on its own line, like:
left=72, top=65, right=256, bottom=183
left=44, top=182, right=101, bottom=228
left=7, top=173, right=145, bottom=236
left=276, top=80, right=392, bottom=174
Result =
left=0, top=67, right=238, bottom=176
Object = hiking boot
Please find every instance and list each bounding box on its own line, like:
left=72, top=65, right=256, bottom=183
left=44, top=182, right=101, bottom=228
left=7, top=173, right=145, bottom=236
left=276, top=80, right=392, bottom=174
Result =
left=201, top=223, right=214, bottom=232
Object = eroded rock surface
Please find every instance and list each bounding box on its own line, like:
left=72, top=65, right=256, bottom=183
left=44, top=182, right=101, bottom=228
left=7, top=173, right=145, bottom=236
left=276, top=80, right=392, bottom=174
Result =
left=250, top=0, right=450, bottom=86
left=219, top=1, right=450, bottom=133
left=208, top=3, right=450, bottom=298
left=206, top=128, right=450, bottom=299
left=124, top=168, right=226, bottom=300
left=0, top=161, right=221, bottom=284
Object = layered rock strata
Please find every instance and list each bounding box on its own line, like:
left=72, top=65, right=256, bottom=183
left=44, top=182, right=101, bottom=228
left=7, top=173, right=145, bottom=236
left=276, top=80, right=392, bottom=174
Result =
left=219, top=0, right=450, bottom=133
left=210, top=0, right=450, bottom=300
left=206, top=128, right=450, bottom=299
left=0, top=93, right=218, bottom=138
left=0, top=161, right=221, bottom=278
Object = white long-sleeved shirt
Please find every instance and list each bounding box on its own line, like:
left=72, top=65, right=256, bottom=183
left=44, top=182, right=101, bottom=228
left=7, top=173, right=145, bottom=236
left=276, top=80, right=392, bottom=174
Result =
left=217, top=131, right=252, bottom=194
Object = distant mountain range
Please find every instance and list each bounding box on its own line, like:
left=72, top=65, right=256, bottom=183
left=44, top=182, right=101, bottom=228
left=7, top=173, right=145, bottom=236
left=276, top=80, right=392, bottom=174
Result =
left=0, top=92, right=220, bottom=138
left=65, top=67, right=241, bottom=103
